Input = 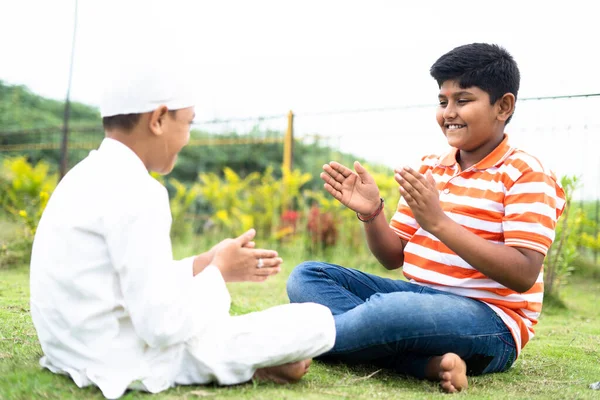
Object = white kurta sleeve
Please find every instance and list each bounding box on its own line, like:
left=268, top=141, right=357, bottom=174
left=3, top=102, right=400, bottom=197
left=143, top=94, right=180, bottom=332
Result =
left=105, top=185, right=230, bottom=349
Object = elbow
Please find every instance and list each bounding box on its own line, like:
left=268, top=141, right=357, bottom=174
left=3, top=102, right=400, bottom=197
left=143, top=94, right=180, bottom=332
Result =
left=512, top=275, right=538, bottom=294
left=383, top=262, right=403, bottom=271
left=380, top=257, right=403, bottom=271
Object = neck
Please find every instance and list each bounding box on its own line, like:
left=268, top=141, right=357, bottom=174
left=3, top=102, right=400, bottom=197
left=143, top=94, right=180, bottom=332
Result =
left=458, top=133, right=504, bottom=170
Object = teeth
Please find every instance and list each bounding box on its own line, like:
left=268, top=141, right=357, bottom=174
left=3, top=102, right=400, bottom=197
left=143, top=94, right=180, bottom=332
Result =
left=447, top=124, right=464, bottom=129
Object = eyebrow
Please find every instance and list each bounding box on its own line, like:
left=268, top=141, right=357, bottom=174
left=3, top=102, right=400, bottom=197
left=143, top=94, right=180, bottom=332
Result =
left=438, top=91, right=474, bottom=98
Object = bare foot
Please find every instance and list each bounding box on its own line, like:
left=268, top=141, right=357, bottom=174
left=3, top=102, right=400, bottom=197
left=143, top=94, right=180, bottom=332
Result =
left=253, top=359, right=312, bottom=384
left=425, top=353, right=468, bottom=393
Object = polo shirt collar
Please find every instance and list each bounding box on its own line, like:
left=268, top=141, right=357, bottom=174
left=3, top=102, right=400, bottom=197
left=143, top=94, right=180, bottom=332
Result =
left=439, top=134, right=515, bottom=170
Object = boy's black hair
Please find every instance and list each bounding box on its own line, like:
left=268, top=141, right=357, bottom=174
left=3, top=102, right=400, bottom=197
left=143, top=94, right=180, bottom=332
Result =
left=430, top=43, right=520, bottom=123
left=102, top=110, right=178, bottom=132
left=102, top=113, right=141, bottom=131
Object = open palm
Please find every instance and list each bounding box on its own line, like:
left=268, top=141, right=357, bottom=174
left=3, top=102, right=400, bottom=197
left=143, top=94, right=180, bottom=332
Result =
left=320, top=161, right=381, bottom=215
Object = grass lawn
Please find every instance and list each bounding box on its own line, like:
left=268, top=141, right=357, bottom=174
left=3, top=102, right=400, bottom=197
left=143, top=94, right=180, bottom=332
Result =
left=1, top=246, right=599, bottom=400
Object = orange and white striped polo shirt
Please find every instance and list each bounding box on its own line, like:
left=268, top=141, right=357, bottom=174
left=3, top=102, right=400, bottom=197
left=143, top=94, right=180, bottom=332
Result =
left=390, top=134, right=566, bottom=355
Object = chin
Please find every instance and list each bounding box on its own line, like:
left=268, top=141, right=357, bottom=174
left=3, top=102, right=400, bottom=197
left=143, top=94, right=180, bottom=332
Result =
left=445, top=137, right=462, bottom=148
left=445, top=132, right=467, bottom=147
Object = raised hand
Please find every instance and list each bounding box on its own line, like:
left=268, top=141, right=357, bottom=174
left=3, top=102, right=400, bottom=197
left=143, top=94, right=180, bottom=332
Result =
left=321, top=161, right=381, bottom=215
left=395, top=167, right=447, bottom=233
left=211, top=229, right=283, bottom=283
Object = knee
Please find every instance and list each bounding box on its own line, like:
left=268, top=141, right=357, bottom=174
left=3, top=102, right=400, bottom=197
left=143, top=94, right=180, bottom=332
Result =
left=286, top=261, right=322, bottom=303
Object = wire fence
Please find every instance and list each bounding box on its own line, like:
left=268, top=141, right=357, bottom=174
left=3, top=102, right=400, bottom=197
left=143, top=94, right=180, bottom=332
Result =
left=1, top=94, right=599, bottom=202
left=1, top=95, right=599, bottom=263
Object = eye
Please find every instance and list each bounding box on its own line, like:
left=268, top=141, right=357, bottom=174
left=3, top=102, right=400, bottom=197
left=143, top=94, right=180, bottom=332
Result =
left=457, top=99, right=470, bottom=104
left=438, top=100, right=447, bottom=107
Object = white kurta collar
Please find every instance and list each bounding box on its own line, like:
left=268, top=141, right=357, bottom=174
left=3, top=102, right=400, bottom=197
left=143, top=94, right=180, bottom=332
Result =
left=98, top=137, right=149, bottom=177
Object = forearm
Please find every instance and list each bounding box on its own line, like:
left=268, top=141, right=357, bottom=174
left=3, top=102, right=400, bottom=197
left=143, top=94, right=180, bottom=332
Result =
left=431, top=216, right=540, bottom=292
left=192, top=250, right=216, bottom=276
left=363, top=211, right=406, bottom=270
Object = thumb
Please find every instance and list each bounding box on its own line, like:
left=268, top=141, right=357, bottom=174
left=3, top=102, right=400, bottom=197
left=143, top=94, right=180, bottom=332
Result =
left=236, top=228, right=256, bottom=246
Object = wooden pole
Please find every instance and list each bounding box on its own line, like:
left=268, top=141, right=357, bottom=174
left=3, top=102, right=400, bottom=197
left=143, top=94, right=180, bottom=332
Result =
left=283, top=110, right=294, bottom=172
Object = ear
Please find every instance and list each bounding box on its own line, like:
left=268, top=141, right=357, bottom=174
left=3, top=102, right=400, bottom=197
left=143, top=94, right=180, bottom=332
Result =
left=148, top=105, right=169, bottom=136
left=496, top=93, right=515, bottom=123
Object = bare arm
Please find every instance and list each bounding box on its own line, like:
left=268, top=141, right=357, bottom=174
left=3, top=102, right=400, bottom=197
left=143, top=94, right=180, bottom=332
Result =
left=192, top=251, right=215, bottom=276
left=429, top=216, right=543, bottom=292
left=396, top=166, right=543, bottom=293
left=361, top=210, right=407, bottom=270
left=321, top=161, right=407, bottom=270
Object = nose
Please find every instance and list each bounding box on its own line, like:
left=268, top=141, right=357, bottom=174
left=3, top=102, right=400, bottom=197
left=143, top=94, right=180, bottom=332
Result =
left=443, top=102, right=457, bottom=120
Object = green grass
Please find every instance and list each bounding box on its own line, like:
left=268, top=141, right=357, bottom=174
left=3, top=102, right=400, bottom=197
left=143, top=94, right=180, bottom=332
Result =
left=1, top=248, right=599, bottom=400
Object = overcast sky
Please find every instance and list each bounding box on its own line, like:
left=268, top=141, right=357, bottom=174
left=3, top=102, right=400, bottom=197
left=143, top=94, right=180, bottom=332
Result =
left=2, top=0, right=599, bottom=197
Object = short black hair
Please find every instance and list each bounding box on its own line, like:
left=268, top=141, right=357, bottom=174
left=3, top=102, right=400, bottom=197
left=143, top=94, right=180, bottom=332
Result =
left=102, top=110, right=178, bottom=132
left=430, top=43, right=520, bottom=123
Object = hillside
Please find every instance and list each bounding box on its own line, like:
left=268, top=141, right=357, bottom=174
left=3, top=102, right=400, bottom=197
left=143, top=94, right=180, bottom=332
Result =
left=0, top=81, right=388, bottom=187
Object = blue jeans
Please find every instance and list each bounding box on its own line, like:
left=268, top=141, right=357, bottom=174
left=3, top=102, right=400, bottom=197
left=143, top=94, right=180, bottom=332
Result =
left=286, top=262, right=517, bottom=378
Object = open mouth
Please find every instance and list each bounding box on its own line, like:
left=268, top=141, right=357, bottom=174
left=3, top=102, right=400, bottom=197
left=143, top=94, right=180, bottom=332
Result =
left=446, top=124, right=466, bottom=130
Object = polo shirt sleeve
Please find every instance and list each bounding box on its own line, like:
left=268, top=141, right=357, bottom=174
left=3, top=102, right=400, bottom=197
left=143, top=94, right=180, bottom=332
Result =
left=389, top=155, right=435, bottom=241
left=502, top=165, right=566, bottom=256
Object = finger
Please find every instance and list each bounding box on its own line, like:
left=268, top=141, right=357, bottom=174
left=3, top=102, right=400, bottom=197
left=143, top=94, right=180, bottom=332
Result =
left=399, top=167, right=428, bottom=194
left=328, top=161, right=353, bottom=178
left=398, top=185, right=415, bottom=205
left=324, top=162, right=352, bottom=181
left=395, top=172, right=416, bottom=195
left=320, top=171, right=343, bottom=192
left=323, top=182, right=343, bottom=201
left=256, top=257, right=283, bottom=269
left=254, top=249, right=279, bottom=259
left=236, top=228, right=256, bottom=246
left=243, top=241, right=256, bottom=248
left=254, top=266, right=282, bottom=276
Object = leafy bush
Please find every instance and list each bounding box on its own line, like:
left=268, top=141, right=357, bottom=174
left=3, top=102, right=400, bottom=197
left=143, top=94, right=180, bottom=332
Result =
left=544, top=175, right=583, bottom=298
left=0, top=157, right=57, bottom=266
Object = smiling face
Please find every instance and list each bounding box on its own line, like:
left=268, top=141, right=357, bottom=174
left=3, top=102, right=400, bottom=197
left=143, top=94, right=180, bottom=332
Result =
left=436, top=80, right=504, bottom=151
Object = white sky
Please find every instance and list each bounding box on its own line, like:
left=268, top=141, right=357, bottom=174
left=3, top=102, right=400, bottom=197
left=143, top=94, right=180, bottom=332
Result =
left=1, top=0, right=600, bottom=198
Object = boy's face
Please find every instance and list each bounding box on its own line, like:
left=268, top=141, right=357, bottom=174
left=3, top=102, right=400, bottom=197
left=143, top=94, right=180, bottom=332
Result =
left=155, top=106, right=195, bottom=175
left=436, top=80, right=503, bottom=152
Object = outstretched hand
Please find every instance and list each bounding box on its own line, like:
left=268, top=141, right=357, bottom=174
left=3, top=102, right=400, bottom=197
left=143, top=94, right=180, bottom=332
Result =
left=321, top=161, right=381, bottom=215
left=211, top=229, right=283, bottom=283
left=394, top=166, right=447, bottom=233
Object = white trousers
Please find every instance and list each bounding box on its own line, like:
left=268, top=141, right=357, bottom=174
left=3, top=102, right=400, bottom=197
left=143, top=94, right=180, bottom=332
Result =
left=174, top=302, right=336, bottom=386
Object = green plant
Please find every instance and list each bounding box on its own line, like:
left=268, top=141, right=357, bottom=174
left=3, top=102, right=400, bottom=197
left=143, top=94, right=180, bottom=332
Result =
left=544, top=175, right=582, bottom=298
left=197, top=167, right=314, bottom=243
left=0, top=157, right=57, bottom=266
left=0, top=157, right=57, bottom=236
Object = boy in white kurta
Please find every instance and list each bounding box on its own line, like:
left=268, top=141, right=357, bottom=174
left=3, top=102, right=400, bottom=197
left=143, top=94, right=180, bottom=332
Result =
left=29, top=59, right=335, bottom=399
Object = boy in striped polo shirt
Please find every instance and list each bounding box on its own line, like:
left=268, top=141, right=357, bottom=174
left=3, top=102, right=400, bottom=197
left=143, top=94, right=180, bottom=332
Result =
left=287, top=43, right=565, bottom=393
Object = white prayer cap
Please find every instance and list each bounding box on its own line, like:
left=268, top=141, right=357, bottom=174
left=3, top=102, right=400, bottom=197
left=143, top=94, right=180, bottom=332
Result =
left=100, top=61, right=196, bottom=118
left=99, top=1, right=196, bottom=117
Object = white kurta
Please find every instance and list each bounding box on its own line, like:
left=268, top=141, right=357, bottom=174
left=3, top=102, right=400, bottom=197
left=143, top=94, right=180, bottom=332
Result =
left=30, top=138, right=335, bottom=399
